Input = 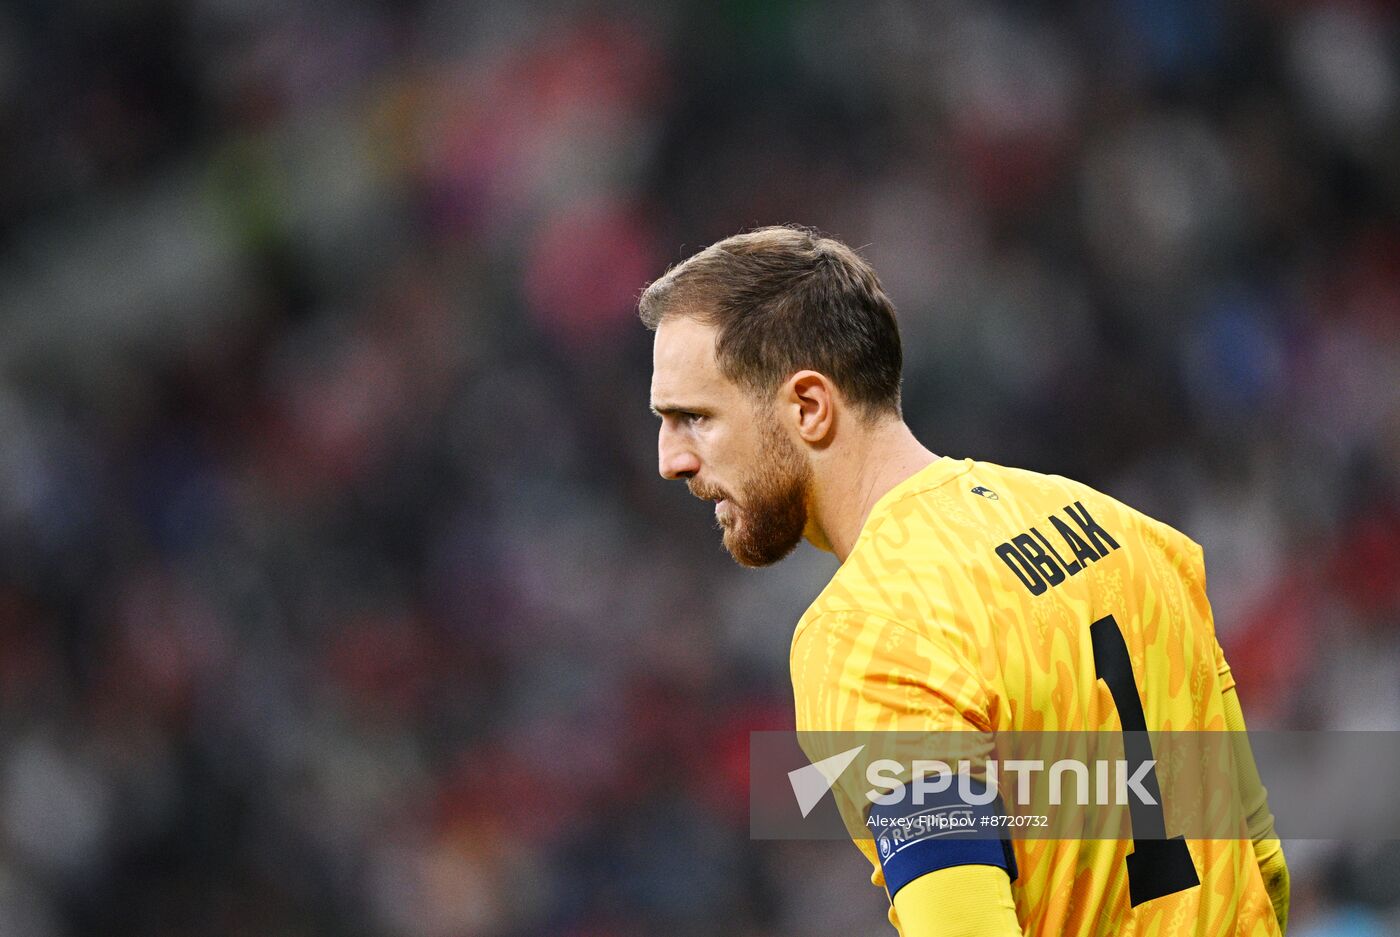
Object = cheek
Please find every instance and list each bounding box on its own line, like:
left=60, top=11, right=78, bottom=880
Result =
left=707, top=427, right=753, bottom=478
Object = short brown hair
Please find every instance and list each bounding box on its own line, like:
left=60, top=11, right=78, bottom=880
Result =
left=639, top=225, right=903, bottom=418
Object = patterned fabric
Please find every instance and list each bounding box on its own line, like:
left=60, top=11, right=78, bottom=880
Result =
left=791, top=457, right=1280, bottom=937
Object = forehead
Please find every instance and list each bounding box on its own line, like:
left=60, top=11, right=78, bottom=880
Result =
left=650, top=316, right=731, bottom=404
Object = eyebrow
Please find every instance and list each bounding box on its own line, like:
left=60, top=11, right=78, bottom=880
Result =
left=649, top=403, right=711, bottom=418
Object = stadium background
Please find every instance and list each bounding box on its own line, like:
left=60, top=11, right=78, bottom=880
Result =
left=0, top=0, right=1397, bottom=934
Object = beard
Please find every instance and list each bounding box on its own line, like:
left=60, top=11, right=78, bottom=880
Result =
left=690, top=417, right=812, bottom=568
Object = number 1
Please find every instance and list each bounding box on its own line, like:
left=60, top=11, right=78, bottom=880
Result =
left=1090, top=614, right=1200, bottom=907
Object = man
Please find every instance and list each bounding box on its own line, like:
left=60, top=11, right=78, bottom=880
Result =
left=642, top=226, right=1290, bottom=936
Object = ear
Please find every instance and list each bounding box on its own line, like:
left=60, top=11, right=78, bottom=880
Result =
left=782, top=370, right=836, bottom=444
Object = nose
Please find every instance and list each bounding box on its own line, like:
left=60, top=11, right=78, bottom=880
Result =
left=658, top=422, right=701, bottom=480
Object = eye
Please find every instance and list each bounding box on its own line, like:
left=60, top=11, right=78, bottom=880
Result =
left=680, top=411, right=705, bottom=426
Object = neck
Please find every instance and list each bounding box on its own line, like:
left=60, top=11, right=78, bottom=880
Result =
left=806, top=420, right=938, bottom=562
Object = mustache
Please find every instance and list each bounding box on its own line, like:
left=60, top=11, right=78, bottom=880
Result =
left=687, top=481, right=729, bottom=503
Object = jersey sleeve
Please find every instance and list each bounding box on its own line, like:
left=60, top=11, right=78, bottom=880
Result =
left=1215, top=637, right=1236, bottom=693
left=893, top=865, right=1022, bottom=937
left=791, top=609, right=992, bottom=735
left=790, top=609, right=1016, bottom=922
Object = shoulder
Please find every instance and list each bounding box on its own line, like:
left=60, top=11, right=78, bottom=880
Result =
left=971, top=460, right=1206, bottom=562
left=791, top=606, right=916, bottom=663
left=789, top=606, right=993, bottom=731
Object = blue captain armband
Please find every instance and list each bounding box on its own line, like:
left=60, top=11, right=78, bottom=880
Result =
left=866, top=776, right=1019, bottom=899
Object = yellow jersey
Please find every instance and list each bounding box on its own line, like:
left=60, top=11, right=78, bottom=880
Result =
left=790, top=456, right=1280, bottom=937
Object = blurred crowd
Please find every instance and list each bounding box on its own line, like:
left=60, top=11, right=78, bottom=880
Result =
left=0, top=0, right=1397, bottom=935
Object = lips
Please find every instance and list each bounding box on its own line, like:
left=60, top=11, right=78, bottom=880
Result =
left=714, top=497, right=734, bottom=524
left=687, top=484, right=732, bottom=522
